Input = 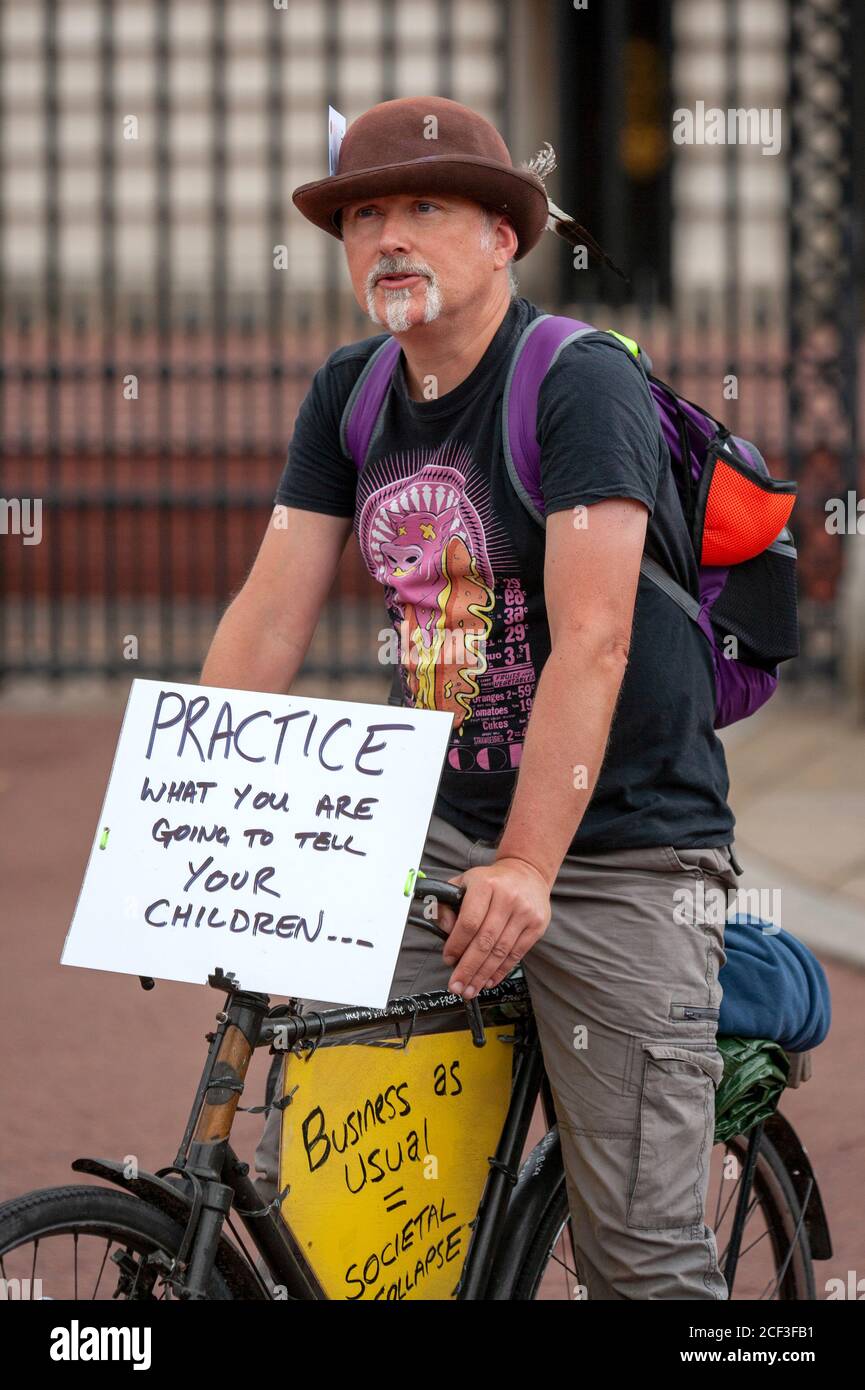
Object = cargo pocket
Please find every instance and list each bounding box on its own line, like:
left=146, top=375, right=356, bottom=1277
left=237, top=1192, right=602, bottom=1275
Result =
left=626, top=1042, right=725, bottom=1231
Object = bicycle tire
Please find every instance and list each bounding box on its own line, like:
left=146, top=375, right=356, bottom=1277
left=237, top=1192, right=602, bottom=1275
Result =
left=0, top=1184, right=236, bottom=1300
left=505, top=1130, right=816, bottom=1301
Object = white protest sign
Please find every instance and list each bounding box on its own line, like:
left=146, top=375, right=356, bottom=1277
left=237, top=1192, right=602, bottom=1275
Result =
left=328, top=105, right=346, bottom=175
left=61, top=679, right=454, bottom=1007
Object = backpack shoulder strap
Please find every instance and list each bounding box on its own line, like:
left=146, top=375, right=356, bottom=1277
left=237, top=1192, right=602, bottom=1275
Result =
left=340, top=335, right=401, bottom=470
left=502, top=314, right=596, bottom=523
left=502, top=313, right=704, bottom=627
left=640, top=555, right=701, bottom=622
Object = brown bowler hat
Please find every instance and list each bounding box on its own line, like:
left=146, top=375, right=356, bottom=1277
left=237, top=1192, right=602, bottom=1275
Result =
left=292, top=96, right=549, bottom=261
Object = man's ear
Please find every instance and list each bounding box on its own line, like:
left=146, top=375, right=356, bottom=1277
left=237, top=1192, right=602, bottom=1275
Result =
left=496, top=215, right=519, bottom=268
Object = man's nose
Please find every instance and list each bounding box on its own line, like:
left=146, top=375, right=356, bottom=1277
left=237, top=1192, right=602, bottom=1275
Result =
left=377, top=210, right=413, bottom=257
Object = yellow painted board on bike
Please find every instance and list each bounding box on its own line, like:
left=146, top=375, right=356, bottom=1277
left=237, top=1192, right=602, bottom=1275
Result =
left=278, top=1027, right=516, bottom=1300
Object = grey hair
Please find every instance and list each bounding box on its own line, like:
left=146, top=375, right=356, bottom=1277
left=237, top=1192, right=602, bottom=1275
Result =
left=479, top=207, right=519, bottom=299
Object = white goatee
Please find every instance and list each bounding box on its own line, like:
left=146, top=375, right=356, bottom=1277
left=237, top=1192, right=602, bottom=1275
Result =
left=365, top=265, right=443, bottom=331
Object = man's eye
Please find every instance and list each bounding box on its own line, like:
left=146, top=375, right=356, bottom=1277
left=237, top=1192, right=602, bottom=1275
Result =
left=416, top=202, right=438, bottom=213
left=353, top=206, right=377, bottom=219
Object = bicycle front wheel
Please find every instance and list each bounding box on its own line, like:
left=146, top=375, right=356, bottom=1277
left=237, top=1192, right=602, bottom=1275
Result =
left=0, top=1185, right=236, bottom=1300
left=507, top=1130, right=816, bottom=1300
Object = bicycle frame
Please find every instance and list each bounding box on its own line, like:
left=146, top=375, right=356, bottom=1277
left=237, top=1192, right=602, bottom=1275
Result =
left=68, top=878, right=809, bottom=1301
left=211, top=968, right=544, bottom=1301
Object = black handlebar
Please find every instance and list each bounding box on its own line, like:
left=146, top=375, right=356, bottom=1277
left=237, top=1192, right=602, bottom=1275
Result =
left=411, top=876, right=465, bottom=911
left=407, top=875, right=487, bottom=1046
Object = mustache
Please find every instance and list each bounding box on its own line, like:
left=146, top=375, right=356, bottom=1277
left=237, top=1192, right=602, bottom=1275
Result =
left=368, top=257, right=434, bottom=287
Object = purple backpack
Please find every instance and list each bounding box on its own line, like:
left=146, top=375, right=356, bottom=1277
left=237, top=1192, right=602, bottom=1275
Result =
left=341, top=314, right=799, bottom=729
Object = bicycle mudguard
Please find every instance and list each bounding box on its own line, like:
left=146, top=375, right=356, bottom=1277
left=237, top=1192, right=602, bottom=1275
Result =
left=70, top=1157, right=266, bottom=1299
left=762, top=1112, right=833, bottom=1261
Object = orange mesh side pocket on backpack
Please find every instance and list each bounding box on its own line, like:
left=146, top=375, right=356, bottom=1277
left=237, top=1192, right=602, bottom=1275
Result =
left=695, top=442, right=796, bottom=567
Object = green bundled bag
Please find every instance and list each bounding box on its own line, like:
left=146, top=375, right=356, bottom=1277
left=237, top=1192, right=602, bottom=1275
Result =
left=713, top=1036, right=790, bottom=1144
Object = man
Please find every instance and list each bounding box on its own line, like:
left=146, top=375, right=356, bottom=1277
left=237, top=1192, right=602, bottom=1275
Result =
left=200, top=96, right=740, bottom=1299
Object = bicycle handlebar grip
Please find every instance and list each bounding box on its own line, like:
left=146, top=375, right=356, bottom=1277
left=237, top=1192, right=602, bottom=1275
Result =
left=413, top=876, right=465, bottom=910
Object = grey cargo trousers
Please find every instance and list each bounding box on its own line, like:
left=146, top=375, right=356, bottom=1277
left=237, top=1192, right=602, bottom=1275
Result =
left=253, top=809, right=741, bottom=1300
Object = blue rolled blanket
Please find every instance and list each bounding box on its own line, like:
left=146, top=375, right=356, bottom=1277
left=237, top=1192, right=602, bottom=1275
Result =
left=717, top=913, right=831, bottom=1052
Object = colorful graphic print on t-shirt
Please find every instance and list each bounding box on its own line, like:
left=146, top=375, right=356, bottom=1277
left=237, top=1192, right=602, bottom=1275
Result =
left=356, top=441, right=535, bottom=770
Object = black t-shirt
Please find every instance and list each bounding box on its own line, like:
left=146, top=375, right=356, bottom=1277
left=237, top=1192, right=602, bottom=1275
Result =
left=273, top=296, right=735, bottom=852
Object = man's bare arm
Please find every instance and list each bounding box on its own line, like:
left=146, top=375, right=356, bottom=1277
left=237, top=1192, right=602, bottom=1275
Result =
left=199, top=506, right=354, bottom=692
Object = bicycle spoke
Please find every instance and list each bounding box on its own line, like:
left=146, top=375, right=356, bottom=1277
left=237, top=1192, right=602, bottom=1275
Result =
left=712, top=1168, right=726, bottom=1230
left=718, top=1192, right=762, bottom=1266
left=736, top=1223, right=773, bottom=1262
left=537, top=1218, right=582, bottom=1300
left=756, top=1177, right=813, bottom=1300
left=549, top=1247, right=578, bottom=1278
left=91, top=1239, right=112, bottom=1299
left=714, top=1174, right=744, bottom=1234
left=560, top=1221, right=580, bottom=1275
left=549, top=1248, right=576, bottom=1298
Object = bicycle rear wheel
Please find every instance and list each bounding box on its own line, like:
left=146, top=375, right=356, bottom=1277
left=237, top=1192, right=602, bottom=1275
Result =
left=507, top=1130, right=815, bottom=1300
left=0, top=1185, right=236, bottom=1300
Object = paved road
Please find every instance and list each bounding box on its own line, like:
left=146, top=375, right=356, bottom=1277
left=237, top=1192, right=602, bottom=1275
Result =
left=0, top=710, right=862, bottom=1299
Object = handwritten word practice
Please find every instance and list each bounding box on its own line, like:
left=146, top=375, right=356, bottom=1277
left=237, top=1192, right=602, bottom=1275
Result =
left=145, top=690, right=414, bottom=776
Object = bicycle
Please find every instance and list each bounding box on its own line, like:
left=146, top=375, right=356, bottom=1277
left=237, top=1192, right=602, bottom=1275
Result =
left=0, top=879, right=832, bottom=1301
